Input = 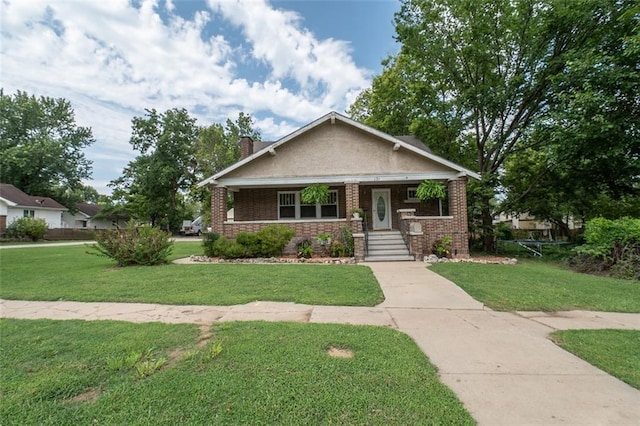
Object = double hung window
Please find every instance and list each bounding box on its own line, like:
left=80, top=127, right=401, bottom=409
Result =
left=278, top=190, right=338, bottom=219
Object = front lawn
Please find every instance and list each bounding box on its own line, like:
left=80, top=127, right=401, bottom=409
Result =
left=429, top=261, right=640, bottom=312
left=0, top=319, right=474, bottom=425
left=551, top=329, right=640, bottom=390
left=0, top=244, right=384, bottom=306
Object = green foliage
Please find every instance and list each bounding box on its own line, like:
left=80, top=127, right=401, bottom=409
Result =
left=416, top=180, right=446, bottom=201
left=432, top=236, right=452, bottom=258
left=300, top=184, right=330, bottom=205
left=297, top=239, right=314, bottom=258
left=235, top=232, right=261, bottom=257
left=256, top=225, right=296, bottom=257
left=90, top=222, right=174, bottom=266
left=340, top=227, right=355, bottom=257
left=109, top=108, right=198, bottom=232
left=202, top=232, right=221, bottom=257
left=494, top=222, right=514, bottom=241
left=330, top=240, right=346, bottom=257
left=571, top=217, right=640, bottom=280
left=0, top=90, right=94, bottom=208
left=212, top=237, right=247, bottom=259
left=4, top=217, right=48, bottom=241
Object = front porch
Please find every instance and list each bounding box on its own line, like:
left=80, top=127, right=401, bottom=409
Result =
left=210, top=179, right=470, bottom=261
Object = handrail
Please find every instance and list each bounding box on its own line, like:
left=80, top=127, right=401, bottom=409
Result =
left=362, top=216, right=369, bottom=257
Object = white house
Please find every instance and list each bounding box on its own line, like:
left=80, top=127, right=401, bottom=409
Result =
left=0, top=183, right=67, bottom=233
left=62, top=202, right=117, bottom=230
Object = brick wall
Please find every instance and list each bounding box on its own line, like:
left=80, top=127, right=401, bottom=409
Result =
left=211, top=186, right=227, bottom=234
left=0, top=216, right=6, bottom=234
left=234, top=186, right=347, bottom=222
left=359, top=184, right=440, bottom=229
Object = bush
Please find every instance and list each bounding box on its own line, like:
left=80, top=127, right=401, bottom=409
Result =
left=297, top=239, right=314, bottom=258
left=5, top=217, right=48, bottom=241
left=432, top=236, right=453, bottom=258
left=570, top=217, right=640, bottom=280
left=340, top=227, right=354, bottom=257
left=256, top=225, right=295, bottom=257
left=330, top=241, right=346, bottom=257
left=213, top=237, right=248, bottom=259
left=236, top=232, right=262, bottom=257
left=202, top=232, right=221, bottom=257
left=91, top=223, right=173, bottom=266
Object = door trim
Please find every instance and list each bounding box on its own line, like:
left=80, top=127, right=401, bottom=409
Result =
left=371, top=188, right=391, bottom=230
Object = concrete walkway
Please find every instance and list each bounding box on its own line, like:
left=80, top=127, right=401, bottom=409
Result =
left=2, top=261, right=639, bottom=425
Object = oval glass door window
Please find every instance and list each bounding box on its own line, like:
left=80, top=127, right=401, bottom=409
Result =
left=376, top=196, right=386, bottom=221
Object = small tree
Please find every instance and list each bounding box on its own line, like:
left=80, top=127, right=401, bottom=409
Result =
left=416, top=180, right=446, bottom=202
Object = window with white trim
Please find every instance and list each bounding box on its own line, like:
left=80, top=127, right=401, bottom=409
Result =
left=406, top=187, right=419, bottom=202
left=278, top=190, right=339, bottom=219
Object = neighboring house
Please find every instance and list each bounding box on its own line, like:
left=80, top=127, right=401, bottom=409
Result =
left=62, top=203, right=117, bottom=230
left=199, top=112, right=480, bottom=261
left=494, top=212, right=582, bottom=240
left=0, top=183, right=67, bottom=233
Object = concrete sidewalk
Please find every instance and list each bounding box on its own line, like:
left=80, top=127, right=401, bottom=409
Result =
left=1, top=261, right=639, bottom=425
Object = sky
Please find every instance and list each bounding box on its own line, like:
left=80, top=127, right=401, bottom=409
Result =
left=1, top=0, right=401, bottom=194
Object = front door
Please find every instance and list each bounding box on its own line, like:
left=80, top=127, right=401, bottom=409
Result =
left=372, top=189, right=391, bottom=230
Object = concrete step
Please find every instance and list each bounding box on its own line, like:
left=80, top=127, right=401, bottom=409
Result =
left=364, top=254, right=415, bottom=262
left=368, top=247, right=412, bottom=255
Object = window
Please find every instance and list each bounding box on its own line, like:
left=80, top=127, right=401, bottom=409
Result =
left=406, top=187, right=419, bottom=202
left=23, top=210, right=35, bottom=218
left=278, top=190, right=339, bottom=219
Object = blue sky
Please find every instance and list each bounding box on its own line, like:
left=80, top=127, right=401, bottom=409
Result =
left=1, top=0, right=400, bottom=194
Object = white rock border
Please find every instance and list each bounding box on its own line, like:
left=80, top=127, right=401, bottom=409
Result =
left=423, top=254, right=518, bottom=265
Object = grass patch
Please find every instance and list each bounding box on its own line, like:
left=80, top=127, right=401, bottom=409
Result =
left=429, top=261, right=640, bottom=312
left=0, top=244, right=383, bottom=306
left=0, top=319, right=474, bottom=425
left=551, top=329, right=640, bottom=389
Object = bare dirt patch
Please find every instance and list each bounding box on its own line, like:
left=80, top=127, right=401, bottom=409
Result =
left=68, top=387, right=101, bottom=404
left=327, top=347, right=354, bottom=358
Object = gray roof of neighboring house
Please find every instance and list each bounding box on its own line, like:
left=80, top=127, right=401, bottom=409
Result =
left=394, top=135, right=433, bottom=153
left=0, top=183, right=67, bottom=210
left=76, top=202, right=103, bottom=217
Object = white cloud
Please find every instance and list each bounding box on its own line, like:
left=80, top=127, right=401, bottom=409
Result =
left=1, top=0, right=372, bottom=193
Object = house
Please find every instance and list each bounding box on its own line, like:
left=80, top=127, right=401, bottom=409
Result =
left=62, top=203, right=117, bottom=230
left=0, top=183, right=67, bottom=233
left=199, top=112, right=480, bottom=261
left=494, top=212, right=582, bottom=240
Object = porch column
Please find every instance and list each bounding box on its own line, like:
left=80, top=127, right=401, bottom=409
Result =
left=447, top=178, right=470, bottom=258
left=345, top=180, right=360, bottom=222
left=211, top=185, right=227, bottom=235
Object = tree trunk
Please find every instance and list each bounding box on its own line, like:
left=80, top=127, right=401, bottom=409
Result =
left=481, top=205, right=495, bottom=253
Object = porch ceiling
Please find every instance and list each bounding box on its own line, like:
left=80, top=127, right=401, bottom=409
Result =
left=216, top=171, right=465, bottom=190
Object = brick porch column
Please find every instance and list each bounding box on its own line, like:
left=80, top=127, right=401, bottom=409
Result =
left=210, top=185, right=227, bottom=235
left=448, top=178, right=470, bottom=258
left=345, top=180, right=360, bottom=222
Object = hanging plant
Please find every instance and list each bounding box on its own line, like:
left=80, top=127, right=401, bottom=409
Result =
left=416, top=180, right=446, bottom=202
left=301, top=184, right=330, bottom=204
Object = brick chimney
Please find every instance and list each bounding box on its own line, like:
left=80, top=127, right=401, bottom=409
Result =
left=239, top=136, right=254, bottom=159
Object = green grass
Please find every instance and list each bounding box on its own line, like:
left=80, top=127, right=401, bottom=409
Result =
left=551, top=329, right=640, bottom=390
left=0, top=244, right=384, bottom=306
left=0, top=319, right=474, bottom=425
left=429, top=261, right=640, bottom=312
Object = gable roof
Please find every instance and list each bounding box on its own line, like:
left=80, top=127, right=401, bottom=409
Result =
left=199, top=111, right=479, bottom=187
left=0, top=183, right=67, bottom=210
left=76, top=202, right=103, bottom=217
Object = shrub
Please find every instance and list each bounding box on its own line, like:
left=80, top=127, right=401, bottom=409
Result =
left=236, top=232, right=261, bottom=257
left=340, top=227, right=354, bottom=257
left=202, top=232, right=221, bottom=257
left=432, top=236, right=453, bottom=258
left=570, top=217, right=640, bottom=280
left=256, top=225, right=295, bottom=257
left=5, top=217, right=48, bottom=241
left=91, top=223, right=173, bottom=266
left=297, top=239, right=314, bottom=258
left=330, top=241, right=346, bottom=257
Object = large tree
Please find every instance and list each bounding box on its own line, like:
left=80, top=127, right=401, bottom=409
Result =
left=192, top=112, right=261, bottom=224
left=0, top=90, right=94, bottom=208
left=349, top=0, right=630, bottom=250
left=502, top=1, right=640, bottom=232
left=110, top=108, right=198, bottom=231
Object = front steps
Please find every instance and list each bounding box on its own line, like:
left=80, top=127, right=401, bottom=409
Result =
left=365, top=230, right=414, bottom=262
